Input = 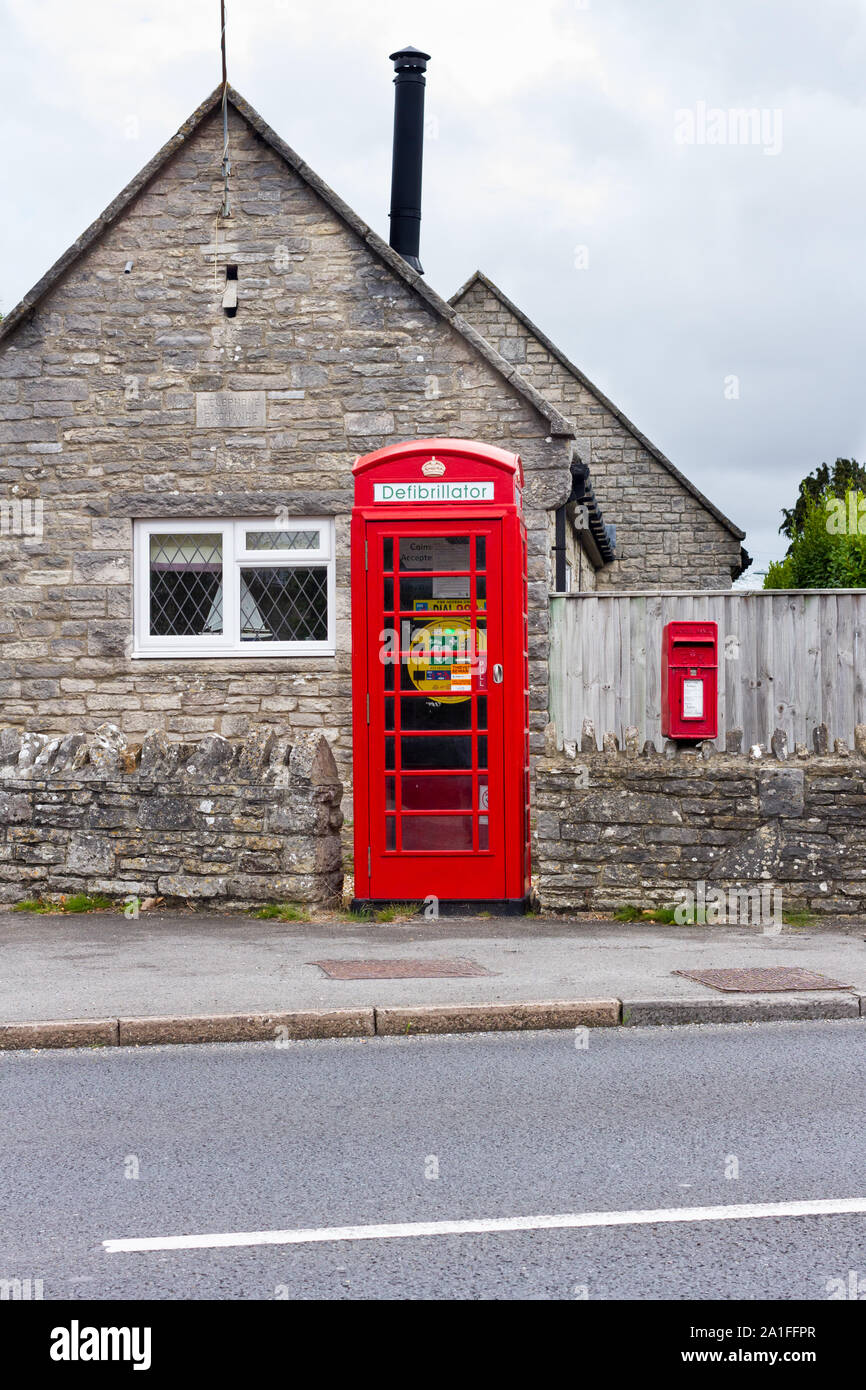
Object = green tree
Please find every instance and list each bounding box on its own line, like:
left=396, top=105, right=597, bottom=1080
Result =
left=779, top=458, right=866, bottom=542
left=765, top=487, right=866, bottom=588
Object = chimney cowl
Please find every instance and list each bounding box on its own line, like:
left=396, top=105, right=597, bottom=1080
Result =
left=389, top=46, right=431, bottom=72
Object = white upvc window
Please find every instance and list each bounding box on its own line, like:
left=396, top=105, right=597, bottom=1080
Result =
left=133, top=518, right=336, bottom=658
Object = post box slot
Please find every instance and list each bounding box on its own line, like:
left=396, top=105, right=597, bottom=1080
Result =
left=670, top=643, right=717, bottom=664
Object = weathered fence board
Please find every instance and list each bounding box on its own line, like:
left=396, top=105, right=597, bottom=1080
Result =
left=549, top=590, right=866, bottom=749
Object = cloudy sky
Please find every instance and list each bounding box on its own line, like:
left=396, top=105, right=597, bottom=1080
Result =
left=2, top=0, right=864, bottom=579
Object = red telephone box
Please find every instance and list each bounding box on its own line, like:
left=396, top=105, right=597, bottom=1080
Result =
left=661, top=621, right=718, bottom=740
left=351, top=438, right=530, bottom=912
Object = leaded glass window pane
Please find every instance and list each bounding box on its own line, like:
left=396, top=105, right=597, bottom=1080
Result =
left=240, top=566, right=328, bottom=642
left=149, top=533, right=223, bottom=637
left=245, top=529, right=320, bottom=551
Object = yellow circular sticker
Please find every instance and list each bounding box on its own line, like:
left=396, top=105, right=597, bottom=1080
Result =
left=407, top=617, right=484, bottom=704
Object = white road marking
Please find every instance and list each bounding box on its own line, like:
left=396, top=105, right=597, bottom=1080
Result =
left=103, top=1196, right=866, bottom=1254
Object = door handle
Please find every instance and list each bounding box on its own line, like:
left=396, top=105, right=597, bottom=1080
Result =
left=492, top=664, right=504, bottom=684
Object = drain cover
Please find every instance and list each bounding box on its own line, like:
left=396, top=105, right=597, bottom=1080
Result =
left=311, top=958, right=493, bottom=980
left=673, top=967, right=853, bottom=993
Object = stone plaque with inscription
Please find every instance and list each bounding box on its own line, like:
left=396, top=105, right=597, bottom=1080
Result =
left=195, top=392, right=266, bottom=429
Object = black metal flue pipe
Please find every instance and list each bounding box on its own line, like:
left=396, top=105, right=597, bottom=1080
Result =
left=388, top=46, right=431, bottom=274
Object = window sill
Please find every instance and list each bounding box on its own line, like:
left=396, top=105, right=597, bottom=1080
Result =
left=131, top=646, right=337, bottom=660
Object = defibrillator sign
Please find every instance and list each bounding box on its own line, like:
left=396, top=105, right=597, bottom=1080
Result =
left=406, top=616, right=485, bottom=703
left=373, top=481, right=494, bottom=503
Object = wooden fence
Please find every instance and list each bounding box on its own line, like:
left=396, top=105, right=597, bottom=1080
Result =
left=549, top=590, right=866, bottom=750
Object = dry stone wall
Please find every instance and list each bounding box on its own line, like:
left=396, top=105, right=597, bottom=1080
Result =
left=0, top=723, right=343, bottom=906
left=537, top=723, right=866, bottom=917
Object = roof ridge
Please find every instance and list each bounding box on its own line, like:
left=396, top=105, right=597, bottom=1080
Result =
left=0, top=90, right=574, bottom=440
left=450, top=269, right=745, bottom=541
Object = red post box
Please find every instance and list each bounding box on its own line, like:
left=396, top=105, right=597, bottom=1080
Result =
left=661, top=621, right=718, bottom=740
left=351, top=438, right=531, bottom=912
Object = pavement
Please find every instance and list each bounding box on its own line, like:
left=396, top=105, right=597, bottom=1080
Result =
left=4, top=1020, right=866, bottom=1299
left=2, top=908, right=866, bottom=1045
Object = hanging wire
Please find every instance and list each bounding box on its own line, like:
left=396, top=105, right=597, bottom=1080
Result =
left=220, top=0, right=231, bottom=218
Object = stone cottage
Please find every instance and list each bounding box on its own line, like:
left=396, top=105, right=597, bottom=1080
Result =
left=0, top=70, right=747, bottom=841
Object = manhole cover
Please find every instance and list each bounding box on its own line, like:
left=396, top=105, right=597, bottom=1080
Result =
left=310, top=958, right=493, bottom=980
left=673, top=967, right=853, bottom=993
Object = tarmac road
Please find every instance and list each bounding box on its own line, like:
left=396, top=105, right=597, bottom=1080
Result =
left=3, top=1019, right=866, bottom=1300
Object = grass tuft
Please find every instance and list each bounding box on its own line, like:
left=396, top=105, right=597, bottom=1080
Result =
left=613, top=903, right=645, bottom=922
left=61, top=893, right=114, bottom=914
left=375, top=901, right=422, bottom=922
left=614, top=902, right=693, bottom=924
left=782, top=909, right=818, bottom=927
left=252, top=902, right=310, bottom=922
left=11, top=893, right=115, bottom=914
left=652, top=905, right=681, bottom=924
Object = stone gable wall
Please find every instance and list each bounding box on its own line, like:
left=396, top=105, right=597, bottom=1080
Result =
left=0, top=108, right=571, bottom=795
left=0, top=723, right=343, bottom=906
left=537, top=734, right=866, bottom=916
left=454, top=280, right=742, bottom=589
